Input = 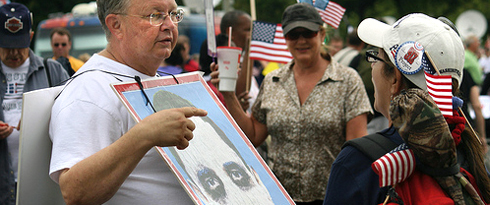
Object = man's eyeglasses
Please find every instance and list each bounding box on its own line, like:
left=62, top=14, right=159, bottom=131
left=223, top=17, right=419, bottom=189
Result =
left=118, top=9, right=184, bottom=26
left=366, top=50, right=389, bottom=64
left=285, top=30, right=318, bottom=40
left=54, top=43, right=67, bottom=47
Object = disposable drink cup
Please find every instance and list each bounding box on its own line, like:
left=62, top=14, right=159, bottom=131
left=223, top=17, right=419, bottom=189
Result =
left=217, top=46, right=242, bottom=92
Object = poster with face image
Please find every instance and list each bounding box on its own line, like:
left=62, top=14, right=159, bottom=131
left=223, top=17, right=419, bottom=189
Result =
left=111, top=72, right=294, bottom=205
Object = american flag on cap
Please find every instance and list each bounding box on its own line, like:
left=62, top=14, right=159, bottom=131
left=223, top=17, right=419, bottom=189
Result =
left=298, top=0, right=346, bottom=29
left=249, top=21, right=293, bottom=64
left=423, top=52, right=453, bottom=117
left=372, top=143, right=415, bottom=187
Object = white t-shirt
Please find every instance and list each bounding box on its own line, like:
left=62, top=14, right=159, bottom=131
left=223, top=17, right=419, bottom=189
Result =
left=333, top=47, right=359, bottom=67
left=49, top=54, right=193, bottom=204
left=480, top=55, right=490, bottom=74
left=2, top=59, right=29, bottom=179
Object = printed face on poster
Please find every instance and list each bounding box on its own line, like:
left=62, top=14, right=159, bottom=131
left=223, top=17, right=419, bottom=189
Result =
left=111, top=73, right=294, bottom=205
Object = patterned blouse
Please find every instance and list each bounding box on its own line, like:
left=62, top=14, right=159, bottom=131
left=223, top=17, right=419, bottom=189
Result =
left=252, top=60, right=372, bottom=202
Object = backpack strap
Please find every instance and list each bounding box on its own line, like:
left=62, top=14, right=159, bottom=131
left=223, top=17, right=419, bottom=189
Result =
left=43, top=58, right=52, bottom=87
left=342, top=133, right=399, bottom=161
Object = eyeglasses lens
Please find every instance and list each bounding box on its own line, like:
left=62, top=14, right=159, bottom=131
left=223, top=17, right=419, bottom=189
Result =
left=54, top=43, right=67, bottom=47
left=285, top=30, right=318, bottom=40
left=149, top=9, right=184, bottom=26
left=366, top=50, right=381, bottom=63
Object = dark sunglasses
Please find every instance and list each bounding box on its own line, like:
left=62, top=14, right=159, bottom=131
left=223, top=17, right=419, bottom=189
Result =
left=366, top=50, right=389, bottom=64
left=54, top=43, right=67, bottom=47
left=285, top=30, right=318, bottom=40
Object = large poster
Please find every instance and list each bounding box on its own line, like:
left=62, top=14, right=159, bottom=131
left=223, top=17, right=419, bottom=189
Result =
left=111, top=72, right=294, bottom=205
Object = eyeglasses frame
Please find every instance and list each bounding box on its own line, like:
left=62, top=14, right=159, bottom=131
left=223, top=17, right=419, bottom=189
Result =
left=366, top=50, right=390, bottom=65
left=115, top=8, right=184, bottom=26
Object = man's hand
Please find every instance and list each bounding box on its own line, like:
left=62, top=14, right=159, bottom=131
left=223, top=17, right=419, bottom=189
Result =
left=0, top=122, right=14, bottom=140
left=129, top=107, right=208, bottom=150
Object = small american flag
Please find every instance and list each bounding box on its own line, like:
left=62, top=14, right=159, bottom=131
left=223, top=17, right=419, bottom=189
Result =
left=423, top=52, right=453, bottom=117
left=298, top=0, right=346, bottom=29
left=425, top=71, right=453, bottom=117
left=249, top=21, right=293, bottom=64
left=372, top=144, right=415, bottom=187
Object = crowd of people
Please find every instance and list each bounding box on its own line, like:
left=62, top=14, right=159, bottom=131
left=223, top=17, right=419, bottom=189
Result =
left=0, top=0, right=489, bottom=204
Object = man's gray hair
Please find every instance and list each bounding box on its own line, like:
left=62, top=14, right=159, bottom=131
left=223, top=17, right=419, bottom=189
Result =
left=96, top=0, right=131, bottom=40
left=463, top=35, right=479, bottom=48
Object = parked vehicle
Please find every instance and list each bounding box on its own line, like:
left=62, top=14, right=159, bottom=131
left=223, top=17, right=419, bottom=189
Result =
left=34, top=2, right=219, bottom=59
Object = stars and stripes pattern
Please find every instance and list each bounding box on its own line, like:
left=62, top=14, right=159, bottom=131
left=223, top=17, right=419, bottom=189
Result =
left=249, top=21, right=293, bottom=64
left=423, top=52, right=453, bottom=117
left=298, top=0, right=346, bottom=29
left=316, top=1, right=345, bottom=29
left=425, top=71, right=453, bottom=117
left=372, top=143, right=415, bottom=187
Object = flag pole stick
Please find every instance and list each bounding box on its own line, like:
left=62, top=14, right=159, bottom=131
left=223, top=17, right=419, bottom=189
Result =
left=425, top=51, right=482, bottom=145
left=245, top=0, right=257, bottom=92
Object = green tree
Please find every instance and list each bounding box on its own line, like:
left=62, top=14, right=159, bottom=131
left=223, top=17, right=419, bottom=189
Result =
left=231, top=0, right=490, bottom=39
left=18, top=0, right=490, bottom=40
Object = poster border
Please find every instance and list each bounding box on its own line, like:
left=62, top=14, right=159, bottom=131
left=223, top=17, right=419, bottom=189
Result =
left=111, top=72, right=294, bottom=204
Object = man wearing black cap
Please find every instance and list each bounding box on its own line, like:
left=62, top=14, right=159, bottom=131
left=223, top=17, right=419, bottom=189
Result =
left=0, top=3, right=69, bottom=204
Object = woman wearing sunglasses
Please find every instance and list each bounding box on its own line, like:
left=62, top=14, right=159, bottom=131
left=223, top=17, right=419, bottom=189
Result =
left=210, top=3, right=372, bottom=204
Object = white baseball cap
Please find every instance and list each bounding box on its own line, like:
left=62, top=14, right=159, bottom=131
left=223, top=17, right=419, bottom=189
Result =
left=357, top=13, right=464, bottom=91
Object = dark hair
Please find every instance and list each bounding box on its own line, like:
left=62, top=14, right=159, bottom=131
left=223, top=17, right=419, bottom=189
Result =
left=220, top=10, right=248, bottom=34
left=165, top=42, right=184, bottom=66
left=347, top=28, right=363, bottom=47
left=452, top=79, right=490, bottom=203
left=50, top=27, right=72, bottom=42
left=199, top=33, right=230, bottom=75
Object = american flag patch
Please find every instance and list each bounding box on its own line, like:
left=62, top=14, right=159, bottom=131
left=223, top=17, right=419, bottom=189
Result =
left=372, top=144, right=415, bottom=187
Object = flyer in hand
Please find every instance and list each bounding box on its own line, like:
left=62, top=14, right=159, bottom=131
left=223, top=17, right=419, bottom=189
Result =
left=111, top=72, right=294, bottom=205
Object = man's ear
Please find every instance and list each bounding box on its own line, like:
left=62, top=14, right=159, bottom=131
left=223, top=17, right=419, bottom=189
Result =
left=106, top=14, right=123, bottom=39
left=29, top=31, right=34, bottom=42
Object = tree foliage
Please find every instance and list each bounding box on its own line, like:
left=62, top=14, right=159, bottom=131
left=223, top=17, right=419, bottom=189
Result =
left=231, top=0, right=490, bottom=39
left=14, top=0, right=490, bottom=40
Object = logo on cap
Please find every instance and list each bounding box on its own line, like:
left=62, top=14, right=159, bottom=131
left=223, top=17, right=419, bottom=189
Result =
left=395, top=41, right=424, bottom=75
left=5, top=17, right=23, bottom=33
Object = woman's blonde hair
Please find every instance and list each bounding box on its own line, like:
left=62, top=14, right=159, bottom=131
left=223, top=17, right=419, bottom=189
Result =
left=319, top=25, right=332, bottom=61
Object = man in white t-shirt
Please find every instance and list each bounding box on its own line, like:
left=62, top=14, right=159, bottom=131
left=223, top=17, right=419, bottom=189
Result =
left=0, top=3, right=69, bottom=204
left=333, top=28, right=365, bottom=67
left=48, top=0, right=207, bottom=204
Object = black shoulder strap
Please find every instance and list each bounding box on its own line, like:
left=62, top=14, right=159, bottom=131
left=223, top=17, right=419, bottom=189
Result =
left=43, top=58, right=52, bottom=87
left=342, top=133, right=398, bottom=161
